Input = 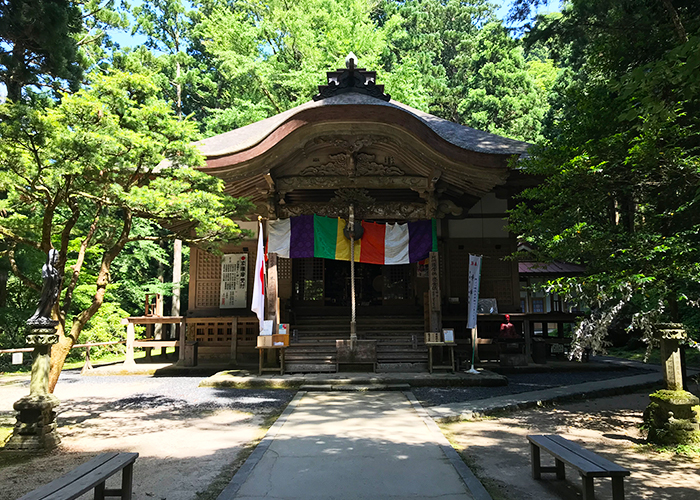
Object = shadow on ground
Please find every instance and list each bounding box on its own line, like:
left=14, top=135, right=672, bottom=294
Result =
left=442, top=390, right=700, bottom=500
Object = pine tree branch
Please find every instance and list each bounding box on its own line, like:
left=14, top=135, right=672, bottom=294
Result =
left=8, top=248, right=40, bottom=293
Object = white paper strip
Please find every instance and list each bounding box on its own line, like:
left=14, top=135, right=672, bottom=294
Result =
left=384, top=222, right=410, bottom=265
left=267, top=219, right=291, bottom=258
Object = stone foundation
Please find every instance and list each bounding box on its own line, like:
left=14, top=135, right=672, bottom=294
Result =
left=643, top=389, right=700, bottom=446
left=4, top=394, right=61, bottom=451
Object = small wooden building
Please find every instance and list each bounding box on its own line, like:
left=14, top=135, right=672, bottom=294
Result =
left=183, top=59, right=574, bottom=370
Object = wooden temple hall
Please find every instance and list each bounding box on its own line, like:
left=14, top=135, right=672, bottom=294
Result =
left=163, top=57, right=579, bottom=373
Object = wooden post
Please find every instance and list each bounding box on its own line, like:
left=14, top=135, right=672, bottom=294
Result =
left=145, top=324, right=153, bottom=361
left=267, top=253, right=278, bottom=329
left=523, top=319, right=532, bottom=362
left=429, top=252, right=441, bottom=333
left=125, top=322, right=135, bottom=366
left=230, top=317, right=238, bottom=363
left=178, top=317, right=186, bottom=363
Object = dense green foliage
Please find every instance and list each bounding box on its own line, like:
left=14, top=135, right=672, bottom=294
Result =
left=509, top=0, right=700, bottom=354
left=0, top=0, right=83, bottom=101
left=125, top=0, right=551, bottom=139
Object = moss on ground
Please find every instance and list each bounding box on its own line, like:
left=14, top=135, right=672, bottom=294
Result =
left=0, top=427, right=13, bottom=447
left=636, top=442, right=700, bottom=458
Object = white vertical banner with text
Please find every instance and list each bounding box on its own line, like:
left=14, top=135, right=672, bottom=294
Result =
left=466, top=255, right=482, bottom=329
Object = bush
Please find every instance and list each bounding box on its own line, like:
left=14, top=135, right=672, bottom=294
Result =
left=0, top=306, right=36, bottom=372
left=65, top=302, right=129, bottom=361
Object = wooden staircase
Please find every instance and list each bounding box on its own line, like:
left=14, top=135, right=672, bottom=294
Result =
left=285, top=315, right=428, bottom=373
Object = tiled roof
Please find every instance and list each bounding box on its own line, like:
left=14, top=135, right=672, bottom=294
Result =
left=194, top=93, right=531, bottom=158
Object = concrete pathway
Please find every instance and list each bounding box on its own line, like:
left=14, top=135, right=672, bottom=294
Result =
left=217, top=391, right=490, bottom=500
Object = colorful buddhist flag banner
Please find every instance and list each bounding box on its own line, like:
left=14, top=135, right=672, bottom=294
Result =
left=267, top=215, right=437, bottom=265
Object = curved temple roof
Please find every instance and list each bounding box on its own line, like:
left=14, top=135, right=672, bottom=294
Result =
left=195, top=93, right=531, bottom=160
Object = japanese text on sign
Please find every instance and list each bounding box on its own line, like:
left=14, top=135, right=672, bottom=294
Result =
left=220, top=253, right=248, bottom=308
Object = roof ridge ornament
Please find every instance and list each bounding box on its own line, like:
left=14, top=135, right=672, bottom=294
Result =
left=313, top=53, right=391, bottom=102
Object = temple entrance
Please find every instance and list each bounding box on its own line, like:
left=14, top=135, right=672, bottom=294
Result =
left=292, top=258, right=414, bottom=308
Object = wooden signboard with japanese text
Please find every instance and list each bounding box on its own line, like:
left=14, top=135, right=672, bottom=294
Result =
left=220, top=254, right=248, bottom=308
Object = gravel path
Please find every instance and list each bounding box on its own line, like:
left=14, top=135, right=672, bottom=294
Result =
left=0, top=371, right=296, bottom=500
left=2, top=370, right=295, bottom=415
left=414, top=366, right=654, bottom=407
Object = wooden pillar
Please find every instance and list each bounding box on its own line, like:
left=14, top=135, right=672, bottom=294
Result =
left=267, top=253, right=279, bottom=327
left=178, top=317, right=186, bottom=363
left=230, top=317, right=238, bottom=363
left=145, top=323, right=153, bottom=361
left=523, top=319, right=532, bottom=362
left=125, top=322, right=136, bottom=366
left=429, top=251, right=441, bottom=333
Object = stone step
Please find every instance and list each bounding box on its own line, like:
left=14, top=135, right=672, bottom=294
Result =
left=377, top=362, right=428, bottom=373
left=285, top=363, right=336, bottom=373
left=300, top=383, right=411, bottom=392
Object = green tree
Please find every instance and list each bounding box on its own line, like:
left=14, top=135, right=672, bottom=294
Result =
left=186, top=0, right=389, bottom=134
left=0, top=0, right=83, bottom=101
left=132, top=0, right=191, bottom=117
left=0, top=69, right=251, bottom=390
left=509, top=0, right=700, bottom=355
left=377, top=0, right=549, bottom=141
left=455, top=21, right=545, bottom=141
left=376, top=0, right=494, bottom=120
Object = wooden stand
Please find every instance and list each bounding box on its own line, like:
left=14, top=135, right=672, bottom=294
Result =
left=427, top=343, right=455, bottom=373
left=257, top=346, right=286, bottom=375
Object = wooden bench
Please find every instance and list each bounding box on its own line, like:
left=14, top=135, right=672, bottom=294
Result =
left=527, top=435, right=629, bottom=500
left=19, top=452, right=138, bottom=500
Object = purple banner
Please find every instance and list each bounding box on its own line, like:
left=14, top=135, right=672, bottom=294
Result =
left=289, top=215, right=315, bottom=258
left=408, top=220, right=432, bottom=263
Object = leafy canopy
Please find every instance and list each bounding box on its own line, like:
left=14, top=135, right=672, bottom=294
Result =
left=0, top=67, right=251, bottom=388
left=509, top=0, right=700, bottom=353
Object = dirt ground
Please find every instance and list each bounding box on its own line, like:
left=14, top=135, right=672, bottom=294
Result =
left=0, top=376, right=282, bottom=500
left=442, top=391, right=700, bottom=500
left=3, top=373, right=699, bottom=500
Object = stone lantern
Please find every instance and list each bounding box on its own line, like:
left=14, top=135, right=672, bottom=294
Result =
left=643, top=323, right=700, bottom=446
left=4, top=250, right=62, bottom=451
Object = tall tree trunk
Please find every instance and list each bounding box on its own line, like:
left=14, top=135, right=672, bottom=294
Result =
left=155, top=247, right=164, bottom=341
left=0, top=269, right=7, bottom=307
left=170, top=239, right=182, bottom=341
left=660, top=0, right=688, bottom=43
left=48, top=212, right=132, bottom=392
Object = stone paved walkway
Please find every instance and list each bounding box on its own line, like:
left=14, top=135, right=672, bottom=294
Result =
left=217, top=391, right=489, bottom=500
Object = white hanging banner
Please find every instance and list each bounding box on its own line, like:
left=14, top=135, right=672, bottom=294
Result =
left=466, top=255, right=482, bottom=329
left=220, top=253, right=248, bottom=308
